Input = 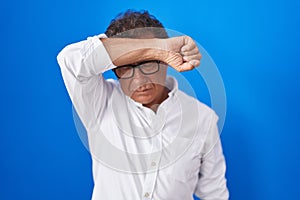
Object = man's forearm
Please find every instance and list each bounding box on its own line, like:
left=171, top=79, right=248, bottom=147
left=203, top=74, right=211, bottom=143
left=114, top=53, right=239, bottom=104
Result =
left=101, top=36, right=201, bottom=72
left=101, top=38, right=168, bottom=66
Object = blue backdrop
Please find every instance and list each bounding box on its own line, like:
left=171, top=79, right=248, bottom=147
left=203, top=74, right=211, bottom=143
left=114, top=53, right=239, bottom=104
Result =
left=1, top=0, right=299, bottom=199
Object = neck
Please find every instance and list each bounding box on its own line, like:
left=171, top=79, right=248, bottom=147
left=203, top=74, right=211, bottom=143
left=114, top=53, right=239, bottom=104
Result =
left=144, top=87, right=170, bottom=112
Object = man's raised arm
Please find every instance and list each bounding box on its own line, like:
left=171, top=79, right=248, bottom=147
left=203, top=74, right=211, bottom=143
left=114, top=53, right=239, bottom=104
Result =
left=101, top=35, right=201, bottom=71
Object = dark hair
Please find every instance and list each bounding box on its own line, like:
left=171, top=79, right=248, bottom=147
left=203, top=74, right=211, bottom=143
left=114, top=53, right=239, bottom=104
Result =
left=105, top=10, right=168, bottom=39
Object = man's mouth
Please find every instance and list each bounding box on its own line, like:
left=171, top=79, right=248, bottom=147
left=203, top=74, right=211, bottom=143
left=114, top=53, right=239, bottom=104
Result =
left=133, top=84, right=154, bottom=93
left=136, top=87, right=150, bottom=92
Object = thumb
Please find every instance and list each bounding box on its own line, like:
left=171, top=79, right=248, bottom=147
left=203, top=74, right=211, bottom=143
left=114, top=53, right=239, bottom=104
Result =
left=176, top=62, right=195, bottom=72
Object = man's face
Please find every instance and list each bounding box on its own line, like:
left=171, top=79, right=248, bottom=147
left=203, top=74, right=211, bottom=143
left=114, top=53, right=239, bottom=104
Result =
left=118, top=62, right=168, bottom=108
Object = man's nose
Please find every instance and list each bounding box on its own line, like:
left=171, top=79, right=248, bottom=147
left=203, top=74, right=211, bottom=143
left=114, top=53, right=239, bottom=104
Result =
left=131, top=67, right=148, bottom=86
left=133, top=67, right=146, bottom=79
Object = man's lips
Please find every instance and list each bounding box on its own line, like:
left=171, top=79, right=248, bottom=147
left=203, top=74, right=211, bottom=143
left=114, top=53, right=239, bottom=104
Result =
left=131, top=84, right=154, bottom=93
left=135, top=88, right=153, bottom=95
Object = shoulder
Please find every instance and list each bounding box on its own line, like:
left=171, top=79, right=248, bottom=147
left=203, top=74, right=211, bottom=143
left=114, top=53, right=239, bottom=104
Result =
left=176, top=89, right=217, bottom=120
left=175, top=89, right=219, bottom=142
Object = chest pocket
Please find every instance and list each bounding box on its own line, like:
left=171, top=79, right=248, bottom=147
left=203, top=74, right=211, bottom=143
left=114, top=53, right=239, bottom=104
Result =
left=161, top=136, right=201, bottom=182
left=166, top=154, right=200, bottom=182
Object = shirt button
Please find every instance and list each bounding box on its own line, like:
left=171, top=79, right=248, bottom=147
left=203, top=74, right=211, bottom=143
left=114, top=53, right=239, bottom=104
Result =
left=144, top=192, right=150, bottom=198
left=151, top=161, right=156, bottom=166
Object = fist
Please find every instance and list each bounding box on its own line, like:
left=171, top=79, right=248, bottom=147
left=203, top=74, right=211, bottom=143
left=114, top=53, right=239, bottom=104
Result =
left=164, top=36, right=202, bottom=72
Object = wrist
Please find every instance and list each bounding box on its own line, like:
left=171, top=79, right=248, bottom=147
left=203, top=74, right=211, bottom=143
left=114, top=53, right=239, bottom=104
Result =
left=146, top=38, right=172, bottom=63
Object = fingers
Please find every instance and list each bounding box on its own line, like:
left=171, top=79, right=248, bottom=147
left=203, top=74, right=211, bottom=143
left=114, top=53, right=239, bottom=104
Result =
left=188, top=60, right=200, bottom=67
left=183, top=55, right=201, bottom=68
left=183, top=54, right=201, bottom=63
left=180, top=36, right=202, bottom=68
left=181, top=42, right=196, bottom=52
left=182, top=36, right=197, bottom=51
left=181, top=47, right=198, bottom=56
left=164, top=35, right=202, bottom=72
left=167, top=53, right=200, bottom=72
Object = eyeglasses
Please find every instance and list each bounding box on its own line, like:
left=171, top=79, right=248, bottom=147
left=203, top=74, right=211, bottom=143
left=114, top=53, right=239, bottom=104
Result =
left=114, top=60, right=160, bottom=79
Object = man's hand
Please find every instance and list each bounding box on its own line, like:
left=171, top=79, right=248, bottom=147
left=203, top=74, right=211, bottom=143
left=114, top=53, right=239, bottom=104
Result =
left=164, top=36, right=202, bottom=72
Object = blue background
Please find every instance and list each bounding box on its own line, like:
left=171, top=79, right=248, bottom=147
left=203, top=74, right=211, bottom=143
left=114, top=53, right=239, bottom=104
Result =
left=1, top=0, right=299, bottom=199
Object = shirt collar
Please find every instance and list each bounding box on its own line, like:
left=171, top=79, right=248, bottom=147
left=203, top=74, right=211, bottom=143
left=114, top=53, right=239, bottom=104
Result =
left=165, top=76, right=178, bottom=97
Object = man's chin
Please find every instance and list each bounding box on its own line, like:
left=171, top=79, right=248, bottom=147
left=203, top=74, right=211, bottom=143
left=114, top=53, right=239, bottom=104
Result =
left=130, top=93, right=153, bottom=105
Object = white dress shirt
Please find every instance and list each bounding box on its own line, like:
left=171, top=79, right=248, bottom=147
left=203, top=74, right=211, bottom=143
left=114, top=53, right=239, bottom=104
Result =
left=57, top=34, right=229, bottom=200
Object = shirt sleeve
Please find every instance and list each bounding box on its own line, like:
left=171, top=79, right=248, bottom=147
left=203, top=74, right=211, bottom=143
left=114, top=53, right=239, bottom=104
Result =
left=56, top=34, right=116, bottom=129
left=194, top=114, right=229, bottom=200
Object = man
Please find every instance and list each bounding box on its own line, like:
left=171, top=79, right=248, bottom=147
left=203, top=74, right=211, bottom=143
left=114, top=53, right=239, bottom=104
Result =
left=57, top=10, right=229, bottom=200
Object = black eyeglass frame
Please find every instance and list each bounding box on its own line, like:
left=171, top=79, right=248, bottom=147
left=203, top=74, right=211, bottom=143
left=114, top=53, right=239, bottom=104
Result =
left=113, top=60, right=161, bottom=79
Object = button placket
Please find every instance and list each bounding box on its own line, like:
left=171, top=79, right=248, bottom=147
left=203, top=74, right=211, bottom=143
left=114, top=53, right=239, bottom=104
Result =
left=142, top=133, right=163, bottom=200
